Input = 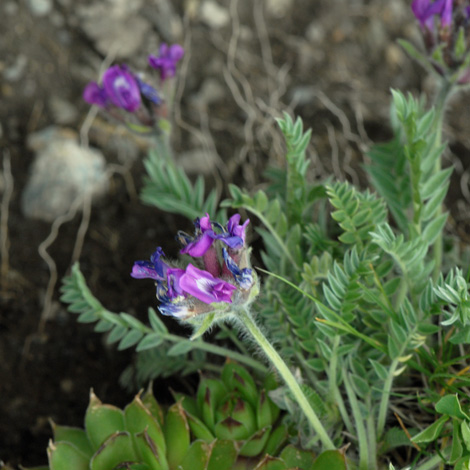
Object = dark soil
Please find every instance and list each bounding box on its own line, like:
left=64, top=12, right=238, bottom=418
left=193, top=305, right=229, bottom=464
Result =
left=2, top=0, right=470, bottom=467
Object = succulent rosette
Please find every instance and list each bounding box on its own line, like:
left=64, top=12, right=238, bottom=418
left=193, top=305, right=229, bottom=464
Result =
left=176, top=362, right=289, bottom=461
left=131, top=214, right=258, bottom=326
left=42, top=367, right=323, bottom=470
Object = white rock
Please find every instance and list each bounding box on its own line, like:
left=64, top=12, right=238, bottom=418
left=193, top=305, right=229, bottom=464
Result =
left=265, top=0, right=293, bottom=18
left=178, top=149, right=218, bottom=176
left=27, top=0, right=52, bottom=16
left=22, top=128, right=109, bottom=222
left=200, top=1, right=230, bottom=30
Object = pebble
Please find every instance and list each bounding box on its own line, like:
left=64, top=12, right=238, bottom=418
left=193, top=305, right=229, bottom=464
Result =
left=22, top=127, right=109, bottom=222
left=265, top=0, right=293, bottom=18
left=200, top=1, right=230, bottom=30
left=178, top=149, right=218, bottom=176
left=27, top=0, right=52, bottom=16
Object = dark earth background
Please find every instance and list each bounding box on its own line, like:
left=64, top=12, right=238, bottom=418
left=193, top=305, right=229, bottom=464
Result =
left=2, top=0, right=470, bottom=466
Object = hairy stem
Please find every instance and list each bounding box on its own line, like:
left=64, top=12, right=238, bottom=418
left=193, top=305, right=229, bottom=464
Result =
left=236, top=307, right=335, bottom=450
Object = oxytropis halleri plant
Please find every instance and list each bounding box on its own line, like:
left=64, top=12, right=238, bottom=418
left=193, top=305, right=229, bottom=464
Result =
left=131, top=213, right=335, bottom=452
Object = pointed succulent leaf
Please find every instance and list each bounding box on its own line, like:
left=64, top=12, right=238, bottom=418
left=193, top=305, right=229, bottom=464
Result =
left=47, top=441, right=89, bottom=470
left=238, top=426, right=272, bottom=457
left=214, top=416, right=251, bottom=440
left=279, top=444, right=316, bottom=469
left=263, top=423, right=288, bottom=456
left=124, top=394, right=167, bottom=466
left=207, top=439, right=238, bottom=470
left=134, top=429, right=166, bottom=470
left=216, top=396, right=256, bottom=437
left=221, top=364, right=258, bottom=409
left=50, top=422, right=93, bottom=458
left=178, top=440, right=211, bottom=470
left=256, top=390, right=274, bottom=429
left=197, top=378, right=228, bottom=431
left=85, top=391, right=125, bottom=450
left=311, top=449, right=348, bottom=470
left=185, top=411, right=215, bottom=442
left=89, top=431, right=137, bottom=470
left=164, top=402, right=191, bottom=469
left=141, top=386, right=164, bottom=428
left=253, top=455, right=287, bottom=470
left=177, top=393, right=200, bottom=419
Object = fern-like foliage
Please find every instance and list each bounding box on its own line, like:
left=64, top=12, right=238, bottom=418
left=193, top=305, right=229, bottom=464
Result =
left=366, top=90, right=450, bottom=236
left=326, top=181, right=387, bottom=246
left=141, top=136, right=219, bottom=220
left=61, top=263, right=264, bottom=381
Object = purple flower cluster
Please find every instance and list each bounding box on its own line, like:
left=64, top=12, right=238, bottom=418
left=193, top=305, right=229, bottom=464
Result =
left=82, top=43, right=184, bottom=130
left=131, top=214, right=254, bottom=319
left=411, top=0, right=470, bottom=82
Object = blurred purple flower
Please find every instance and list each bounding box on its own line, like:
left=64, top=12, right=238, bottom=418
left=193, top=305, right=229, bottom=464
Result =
left=148, top=43, right=184, bottom=81
left=412, top=0, right=446, bottom=30
left=83, top=81, right=108, bottom=108
left=102, top=65, right=141, bottom=112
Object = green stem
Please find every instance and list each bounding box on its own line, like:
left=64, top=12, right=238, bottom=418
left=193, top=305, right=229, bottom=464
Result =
left=413, top=454, right=444, bottom=470
left=376, top=358, right=399, bottom=439
left=165, top=333, right=268, bottom=374
left=245, top=208, right=299, bottom=269
left=432, top=79, right=453, bottom=281
left=365, top=396, right=377, bottom=470
left=236, top=307, right=335, bottom=450
left=343, top=370, right=370, bottom=470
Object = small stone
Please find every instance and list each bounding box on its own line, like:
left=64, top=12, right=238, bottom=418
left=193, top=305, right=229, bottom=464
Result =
left=49, top=97, right=78, bottom=125
left=265, top=0, right=293, bottom=18
left=200, top=1, right=230, bottom=30
left=385, top=44, right=406, bottom=70
left=27, top=0, right=52, bottom=16
left=4, top=1, right=19, bottom=15
left=178, top=149, right=218, bottom=176
left=3, top=55, right=28, bottom=82
left=22, top=127, right=109, bottom=222
left=305, top=21, right=326, bottom=44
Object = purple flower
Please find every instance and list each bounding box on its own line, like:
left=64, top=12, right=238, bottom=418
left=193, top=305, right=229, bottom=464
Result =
left=226, top=214, right=250, bottom=247
left=179, top=264, right=236, bottom=304
left=441, top=0, right=453, bottom=28
left=148, top=43, right=184, bottom=81
left=83, top=81, right=108, bottom=108
left=136, top=76, right=162, bottom=105
left=412, top=0, right=446, bottom=30
left=222, top=248, right=253, bottom=289
left=180, top=214, right=249, bottom=258
left=132, top=213, right=256, bottom=320
left=131, top=247, right=168, bottom=280
left=102, top=65, right=141, bottom=112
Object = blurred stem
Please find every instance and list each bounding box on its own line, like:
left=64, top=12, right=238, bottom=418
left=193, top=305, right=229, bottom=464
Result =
left=377, top=358, right=400, bottom=439
left=343, top=369, right=372, bottom=470
left=236, top=307, right=335, bottom=450
left=413, top=454, right=444, bottom=470
left=165, top=333, right=268, bottom=374
left=432, top=79, right=453, bottom=281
